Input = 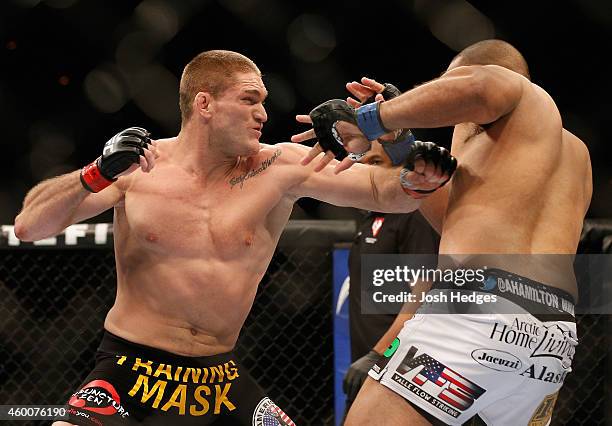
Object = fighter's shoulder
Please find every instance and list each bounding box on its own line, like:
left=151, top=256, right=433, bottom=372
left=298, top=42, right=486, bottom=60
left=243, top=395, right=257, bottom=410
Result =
left=523, top=82, right=562, bottom=127
left=562, top=129, right=590, bottom=159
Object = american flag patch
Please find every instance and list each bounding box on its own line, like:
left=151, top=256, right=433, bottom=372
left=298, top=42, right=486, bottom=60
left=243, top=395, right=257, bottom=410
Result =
left=396, top=346, right=485, bottom=411
left=252, top=397, right=296, bottom=426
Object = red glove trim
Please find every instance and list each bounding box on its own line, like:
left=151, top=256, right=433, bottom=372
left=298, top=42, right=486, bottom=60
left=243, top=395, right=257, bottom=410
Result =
left=401, top=186, right=430, bottom=199
left=80, top=159, right=114, bottom=193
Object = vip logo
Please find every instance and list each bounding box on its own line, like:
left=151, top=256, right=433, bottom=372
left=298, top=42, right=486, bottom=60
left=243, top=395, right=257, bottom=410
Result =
left=396, top=346, right=485, bottom=411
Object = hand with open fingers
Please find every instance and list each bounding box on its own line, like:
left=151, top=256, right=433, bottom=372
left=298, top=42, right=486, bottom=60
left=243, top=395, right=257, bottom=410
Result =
left=346, top=77, right=400, bottom=108
left=399, top=141, right=457, bottom=199
left=346, top=77, right=403, bottom=144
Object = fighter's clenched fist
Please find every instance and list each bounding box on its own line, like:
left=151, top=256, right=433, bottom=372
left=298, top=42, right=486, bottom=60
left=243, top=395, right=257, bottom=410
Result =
left=80, top=127, right=157, bottom=193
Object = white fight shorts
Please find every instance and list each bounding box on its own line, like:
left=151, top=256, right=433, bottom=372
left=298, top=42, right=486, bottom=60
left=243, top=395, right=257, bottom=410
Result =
left=369, top=269, right=577, bottom=426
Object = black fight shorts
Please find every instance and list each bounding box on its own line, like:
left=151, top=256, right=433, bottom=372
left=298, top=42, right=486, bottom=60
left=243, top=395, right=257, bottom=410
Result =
left=64, top=332, right=296, bottom=426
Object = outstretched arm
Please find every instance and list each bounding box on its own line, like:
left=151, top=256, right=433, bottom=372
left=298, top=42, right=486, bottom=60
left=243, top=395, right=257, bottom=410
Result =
left=292, top=65, right=524, bottom=159
left=280, top=142, right=451, bottom=213
left=380, top=64, right=525, bottom=129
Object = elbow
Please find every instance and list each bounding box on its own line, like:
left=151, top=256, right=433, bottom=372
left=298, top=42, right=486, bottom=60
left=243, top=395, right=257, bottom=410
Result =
left=464, top=73, right=501, bottom=124
left=14, top=215, right=61, bottom=242
left=468, top=69, right=521, bottom=124
left=13, top=213, right=49, bottom=242
left=13, top=215, right=32, bottom=241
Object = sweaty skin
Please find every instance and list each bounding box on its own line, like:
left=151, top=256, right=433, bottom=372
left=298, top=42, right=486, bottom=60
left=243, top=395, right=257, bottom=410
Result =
left=342, top=63, right=592, bottom=426
left=339, top=65, right=591, bottom=301
left=108, top=139, right=423, bottom=356
left=106, top=142, right=299, bottom=356
left=416, top=66, right=592, bottom=300
left=334, top=66, right=591, bottom=299
left=14, top=72, right=441, bottom=357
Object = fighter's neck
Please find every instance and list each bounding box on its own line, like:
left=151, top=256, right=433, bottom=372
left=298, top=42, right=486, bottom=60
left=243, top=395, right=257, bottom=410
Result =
left=171, top=130, right=249, bottom=181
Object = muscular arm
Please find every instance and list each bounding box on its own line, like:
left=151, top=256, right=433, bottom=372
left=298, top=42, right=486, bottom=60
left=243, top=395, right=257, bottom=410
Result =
left=380, top=65, right=525, bottom=129
left=280, top=143, right=420, bottom=213
left=14, top=170, right=123, bottom=241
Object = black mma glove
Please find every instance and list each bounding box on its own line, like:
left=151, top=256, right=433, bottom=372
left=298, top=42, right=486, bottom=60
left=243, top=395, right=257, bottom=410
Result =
left=400, top=141, right=457, bottom=199
left=309, top=99, right=359, bottom=158
left=343, top=350, right=382, bottom=402
left=309, top=94, right=412, bottom=164
left=80, top=127, right=150, bottom=192
left=309, top=83, right=401, bottom=156
left=309, top=83, right=401, bottom=158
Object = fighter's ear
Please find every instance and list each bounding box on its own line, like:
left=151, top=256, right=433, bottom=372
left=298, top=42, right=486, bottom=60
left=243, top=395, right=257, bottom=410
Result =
left=194, top=92, right=213, bottom=119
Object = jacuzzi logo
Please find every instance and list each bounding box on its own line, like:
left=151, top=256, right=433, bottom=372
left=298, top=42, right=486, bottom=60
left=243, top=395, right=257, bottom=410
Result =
left=471, top=349, right=522, bottom=372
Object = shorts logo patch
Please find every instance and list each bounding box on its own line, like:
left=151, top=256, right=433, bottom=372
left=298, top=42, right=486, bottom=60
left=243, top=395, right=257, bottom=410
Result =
left=392, top=346, right=486, bottom=418
left=489, top=319, right=576, bottom=368
left=69, top=379, right=129, bottom=418
left=252, top=397, right=295, bottom=426
left=384, top=338, right=400, bottom=357
left=529, top=391, right=558, bottom=426
left=471, top=349, right=522, bottom=372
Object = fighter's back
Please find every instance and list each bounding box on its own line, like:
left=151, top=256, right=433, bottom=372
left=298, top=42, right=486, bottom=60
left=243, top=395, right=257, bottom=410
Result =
left=441, top=70, right=592, bottom=286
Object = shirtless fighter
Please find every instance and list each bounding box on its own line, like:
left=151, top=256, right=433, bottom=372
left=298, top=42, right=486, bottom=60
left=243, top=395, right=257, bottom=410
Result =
left=292, top=39, right=592, bottom=425
left=13, top=50, right=456, bottom=425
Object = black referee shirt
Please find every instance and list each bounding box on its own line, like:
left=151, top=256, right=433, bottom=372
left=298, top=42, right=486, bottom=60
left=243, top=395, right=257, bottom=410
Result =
left=348, top=211, right=440, bottom=361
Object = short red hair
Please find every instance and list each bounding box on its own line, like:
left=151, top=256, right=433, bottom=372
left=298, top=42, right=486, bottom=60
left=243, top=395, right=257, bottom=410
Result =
left=179, top=50, right=261, bottom=123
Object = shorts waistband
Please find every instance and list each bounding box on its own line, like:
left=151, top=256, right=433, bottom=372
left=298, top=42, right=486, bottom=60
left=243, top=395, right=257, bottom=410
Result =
left=98, top=331, right=235, bottom=366
left=434, top=268, right=575, bottom=320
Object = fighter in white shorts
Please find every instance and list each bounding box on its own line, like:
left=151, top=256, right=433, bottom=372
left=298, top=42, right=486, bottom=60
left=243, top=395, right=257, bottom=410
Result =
left=369, top=266, right=577, bottom=425
left=292, top=39, right=592, bottom=425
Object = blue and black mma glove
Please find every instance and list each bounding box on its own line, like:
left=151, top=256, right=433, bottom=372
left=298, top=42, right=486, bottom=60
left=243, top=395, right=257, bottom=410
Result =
left=362, top=83, right=416, bottom=166
left=309, top=82, right=415, bottom=165
left=309, top=97, right=457, bottom=198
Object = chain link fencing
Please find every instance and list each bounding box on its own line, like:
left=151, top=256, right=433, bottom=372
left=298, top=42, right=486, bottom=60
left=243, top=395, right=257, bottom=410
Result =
left=0, top=221, right=609, bottom=425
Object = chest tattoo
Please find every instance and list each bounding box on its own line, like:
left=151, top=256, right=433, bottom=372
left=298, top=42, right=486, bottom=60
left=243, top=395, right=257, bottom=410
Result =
left=229, top=149, right=282, bottom=189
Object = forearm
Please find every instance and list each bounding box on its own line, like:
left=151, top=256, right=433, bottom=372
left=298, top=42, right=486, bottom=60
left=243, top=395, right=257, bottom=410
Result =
left=15, top=170, right=90, bottom=241
left=370, top=166, right=421, bottom=213
left=379, top=66, right=520, bottom=130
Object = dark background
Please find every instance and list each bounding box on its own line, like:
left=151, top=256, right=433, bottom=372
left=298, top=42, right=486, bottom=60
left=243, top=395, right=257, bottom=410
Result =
left=1, top=0, right=611, bottom=221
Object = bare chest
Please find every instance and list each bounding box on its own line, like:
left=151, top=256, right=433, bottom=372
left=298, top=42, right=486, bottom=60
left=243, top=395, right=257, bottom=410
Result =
left=121, top=168, right=286, bottom=259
